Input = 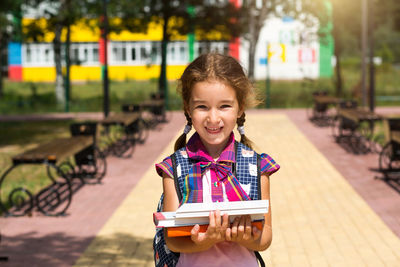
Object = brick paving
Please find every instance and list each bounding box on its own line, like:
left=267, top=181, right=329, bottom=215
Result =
left=1, top=108, right=400, bottom=266
left=285, top=107, right=400, bottom=238
left=0, top=111, right=186, bottom=266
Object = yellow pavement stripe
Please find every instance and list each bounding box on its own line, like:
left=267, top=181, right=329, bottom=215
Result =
left=74, top=113, right=400, bottom=267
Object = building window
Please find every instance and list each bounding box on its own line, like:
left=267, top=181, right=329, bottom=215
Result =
left=26, top=48, right=32, bottom=63
left=113, top=46, right=126, bottom=62
left=44, top=48, right=50, bottom=62
left=83, top=48, right=88, bottom=62
left=93, top=47, right=99, bottom=62
left=131, top=47, right=136, bottom=61
left=180, top=45, right=186, bottom=61
left=140, top=47, right=147, bottom=60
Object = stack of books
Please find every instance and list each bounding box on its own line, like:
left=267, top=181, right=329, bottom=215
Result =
left=153, top=200, right=269, bottom=237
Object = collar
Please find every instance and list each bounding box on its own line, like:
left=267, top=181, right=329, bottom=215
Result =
left=186, top=132, right=235, bottom=163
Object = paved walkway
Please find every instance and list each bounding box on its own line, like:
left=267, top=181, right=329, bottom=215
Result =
left=1, top=109, right=400, bottom=266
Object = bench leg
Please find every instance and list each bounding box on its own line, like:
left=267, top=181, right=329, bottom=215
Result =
left=35, top=163, right=73, bottom=216
left=76, top=147, right=107, bottom=184
left=0, top=165, right=35, bottom=217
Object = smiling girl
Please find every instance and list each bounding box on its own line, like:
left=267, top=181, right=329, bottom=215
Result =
left=154, top=53, right=280, bottom=267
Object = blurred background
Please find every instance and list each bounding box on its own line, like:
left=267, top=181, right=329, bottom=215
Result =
left=0, top=0, right=399, bottom=113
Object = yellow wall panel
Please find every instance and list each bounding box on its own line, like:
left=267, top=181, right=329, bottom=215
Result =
left=22, top=65, right=186, bottom=82
left=166, top=65, right=186, bottom=80
left=23, top=67, right=56, bottom=82
left=70, top=66, right=101, bottom=81
left=108, top=65, right=186, bottom=81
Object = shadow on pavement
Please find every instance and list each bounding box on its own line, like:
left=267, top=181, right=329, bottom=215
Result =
left=0, top=231, right=154, bottom=266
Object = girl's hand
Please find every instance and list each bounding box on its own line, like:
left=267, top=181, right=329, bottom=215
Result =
left=190, top=210, right=229, bottom=248
left=226, top=215, right=262, bottom=245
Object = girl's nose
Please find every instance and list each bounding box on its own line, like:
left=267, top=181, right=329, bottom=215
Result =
left=207, top=109, right=220, bottom=124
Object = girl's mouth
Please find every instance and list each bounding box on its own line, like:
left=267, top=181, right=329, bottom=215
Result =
left=206, top=126, right=222, bottom=134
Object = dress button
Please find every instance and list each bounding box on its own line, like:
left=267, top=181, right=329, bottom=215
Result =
left=214, top=181, right=218, bottom=187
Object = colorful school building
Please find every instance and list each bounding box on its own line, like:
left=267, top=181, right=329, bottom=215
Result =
left=7, top=16, right=333, bottom=82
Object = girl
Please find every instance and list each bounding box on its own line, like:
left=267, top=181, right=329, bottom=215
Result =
left=155, top=53, right=280, bottom=267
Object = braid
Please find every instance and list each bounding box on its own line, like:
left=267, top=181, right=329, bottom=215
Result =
left=237, top=112, right=254, bottom=149
left=174, top=112, right=192, bottom=151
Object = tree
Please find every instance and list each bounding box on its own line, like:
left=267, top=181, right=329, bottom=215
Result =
left=239, top=0, right=275, bottom=81
left=373, top=0, right=400, bottom=63
left=117, top=0, right=240, bottom=104
left=292, top=0, right=361, bottom=97
left=23, top=0, right=87, bottom=105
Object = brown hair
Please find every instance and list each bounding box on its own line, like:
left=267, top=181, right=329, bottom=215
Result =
left=174, top=53, right=259, bottom=151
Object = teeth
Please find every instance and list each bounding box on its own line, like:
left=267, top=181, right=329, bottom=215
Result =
left=208, top=127, right=219, bottom=131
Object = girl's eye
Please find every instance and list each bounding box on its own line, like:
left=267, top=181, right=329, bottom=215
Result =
left=195, top=105, right=207, bottom=109
left=221, top=105, right=232, bottom=109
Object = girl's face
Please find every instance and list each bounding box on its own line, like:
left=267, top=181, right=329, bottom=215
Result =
left=187, top=80, right=243, bottom=158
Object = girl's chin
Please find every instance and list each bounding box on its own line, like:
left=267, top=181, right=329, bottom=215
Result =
left=201, top=134, right=228, bottom=145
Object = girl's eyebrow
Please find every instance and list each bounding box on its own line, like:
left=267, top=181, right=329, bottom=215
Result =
left=220, top=100, right=235, bottom=104
left=191, top=99, right=235, bottom=104
left=191, top=100, right=207, bottom=104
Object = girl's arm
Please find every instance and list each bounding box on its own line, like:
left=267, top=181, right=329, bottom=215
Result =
left=225, top=173, right=273, bottom=251
left=162, top=174, right=229, bottom=253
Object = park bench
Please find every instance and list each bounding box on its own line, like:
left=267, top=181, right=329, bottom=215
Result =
left=0, top=122, right=106, bottom=217
left=331, top=100, right=382, bottom=154
left=121, top=104, right=149, bottom=143
left=378, top=117, right=400, bottom=178
left=308, top=91, right=341, bottom=126
left=100, top=112, right=143, bottom=158
left=134, top=92, right=167, bottom=124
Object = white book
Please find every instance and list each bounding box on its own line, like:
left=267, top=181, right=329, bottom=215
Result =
left=153, top=200, right=268, bottom=228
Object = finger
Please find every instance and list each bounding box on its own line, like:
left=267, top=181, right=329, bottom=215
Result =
left=191, top=224, right=200, bottom=242
left=225, top=227, right=232, bottom=241
left=237, top=216, right=246, bottom=240
left=244, top=216, right=252, bottom=237
left=231, top=216, right=240, bottom=240
left=208, top=211, right=216, bottom=232
left=221, top=213, right=229, bottom=233
left=252, top=226, right=262, bottom=240
left=215, top=210, right=221, bottom=232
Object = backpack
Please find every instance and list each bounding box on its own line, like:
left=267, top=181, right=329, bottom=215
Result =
left=153, top=141, right=265, bottom=267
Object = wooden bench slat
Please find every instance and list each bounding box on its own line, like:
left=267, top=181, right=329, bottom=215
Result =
left=392, top=131, right=400, bottom=144
left=339, top=108, right=381, bottom=123
left=13, top=136, right=93, bottom=164
left=101, top=113, right=140, bottom=126
left=313, top=95, right=340, bottom=105
left=140, top=99, right=164, bottom=109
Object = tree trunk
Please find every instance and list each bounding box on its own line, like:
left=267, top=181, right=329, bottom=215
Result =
left=65, top=23, right=71, bottom=112
left=53, top=24, right=65, bottom=105
left=334, top=50, right=343, bottom=97
left=159, top=12, right=170, bottom=109
left=333, top=29, right=343, bottom=97
left=247, top=8, right=256, bottom=80
left=0, top=32, right=3, bottom=98
left=246, top=1, right=268, bottom=81
left=248, top=39, right=256, bottom=80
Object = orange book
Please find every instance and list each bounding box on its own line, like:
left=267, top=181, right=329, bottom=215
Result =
left=167, top=221, right=264, bottom=237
